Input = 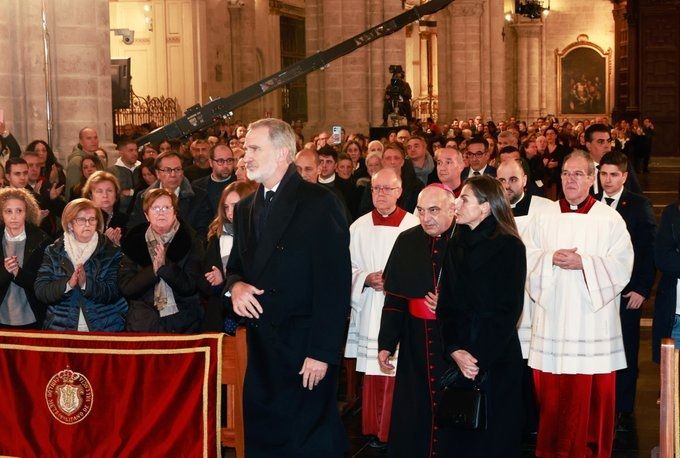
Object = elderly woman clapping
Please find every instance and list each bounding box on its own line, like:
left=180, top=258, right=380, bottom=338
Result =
left=120, top=188, right=204, bottom=333
left=35, top=198, right=128, bottom=331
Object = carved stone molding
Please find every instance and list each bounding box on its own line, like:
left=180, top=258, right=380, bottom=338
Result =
left=269, top=0, right=304, bottom=18
left=449, top=0, right=485, bottom=18
left=512, top=22, right=542, bottom=38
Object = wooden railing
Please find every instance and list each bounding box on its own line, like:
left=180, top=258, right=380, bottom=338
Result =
left=221, top=327, right=247, bottom=458
left=660, top=337, right=679, bottom=458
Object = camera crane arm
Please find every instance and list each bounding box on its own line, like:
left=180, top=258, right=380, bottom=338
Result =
left=136, top=0, right=454, bottom=147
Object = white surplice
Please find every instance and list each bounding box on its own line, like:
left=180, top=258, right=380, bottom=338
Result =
left=524, top=200, right=634, bottom=374
left=344, top=209, right=419, bottom=376
left=514, top=195, right=554, bottom=358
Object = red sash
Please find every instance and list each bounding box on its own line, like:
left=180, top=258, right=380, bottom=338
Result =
left=408, top=298, right=436, bottom=320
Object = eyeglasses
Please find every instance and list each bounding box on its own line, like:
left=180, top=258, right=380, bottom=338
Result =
left=157, top=167, right=183, bottom=175
left=371, top=186, right=399, bottom=194
left=466, top=152, right=486, bottom=158
left=73, top=217, right=97, bottom=227
left=150, top=205, right=173, bottom=214
left=560, top=171, right=590, bottom=179
left=212, top=158, right=235, bottom=165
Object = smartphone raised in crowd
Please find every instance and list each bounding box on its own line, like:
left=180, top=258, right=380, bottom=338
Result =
left=331, top=125, right=342, bottom=145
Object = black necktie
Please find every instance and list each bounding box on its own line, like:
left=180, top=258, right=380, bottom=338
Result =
left=605, top=197, right=614, bottom=207
left=265, top=190, right=276, bottom=206
left=256, top=190, right=276, bottom=241
left=473, top=171, right=481, bottom=176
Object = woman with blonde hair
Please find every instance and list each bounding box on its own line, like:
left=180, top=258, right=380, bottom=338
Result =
left=35, top=198, right=127, bottom=331
left=202, top=181, right=256, bottom=331
left=0, top=188, right=52, bottom=328
left=82, top=170, right=128, bottom=245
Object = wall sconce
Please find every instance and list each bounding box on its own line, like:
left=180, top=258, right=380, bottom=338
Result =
left=143, top=4, right=153, bottom=31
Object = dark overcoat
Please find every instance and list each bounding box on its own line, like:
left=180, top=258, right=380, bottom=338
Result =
left=653, top=203, right=680, bottom=363
left=437, top=216, right=526, bottom=458
left=119, top=221, right=204, bottom=333
left=225, top=164, right=351, bottom=457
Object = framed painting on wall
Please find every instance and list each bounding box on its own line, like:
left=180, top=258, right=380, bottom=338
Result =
left=556, top=34, right=612, bottom=117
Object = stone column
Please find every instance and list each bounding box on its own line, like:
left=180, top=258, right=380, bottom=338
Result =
left=306, top=0, right=403, bottom=136
left=513, top=21, right=542, bottom=121
left=527, top=31, right=541, bottom=119
left=436, top=0, right=486, bottom=122
left=624, top=1, right=640, bottom=117
left=0, top=0, right=113, bottom=160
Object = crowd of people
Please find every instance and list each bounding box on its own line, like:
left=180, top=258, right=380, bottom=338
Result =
left=0, top=112, right=667, bottom=457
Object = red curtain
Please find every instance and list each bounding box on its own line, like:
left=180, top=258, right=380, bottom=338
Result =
left=0, top=330, right=223, bottom=457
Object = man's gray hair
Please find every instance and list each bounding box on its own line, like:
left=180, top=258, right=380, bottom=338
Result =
left=248, top=118, right=297, bottom=162
left=563, top=149, right=596, bottom=176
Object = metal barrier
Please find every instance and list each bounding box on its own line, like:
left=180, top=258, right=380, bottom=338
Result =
left=113, top=87, right=181, bottom=136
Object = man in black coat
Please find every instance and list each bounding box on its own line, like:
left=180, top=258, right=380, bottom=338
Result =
left=377, top=184, right=457, bottom=457
left=224, top=118, right=351, bottom=457
left=596, top=151, right=656, bottom=430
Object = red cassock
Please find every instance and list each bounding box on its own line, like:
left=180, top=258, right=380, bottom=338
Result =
left=0, top=330, right=222, bottom=457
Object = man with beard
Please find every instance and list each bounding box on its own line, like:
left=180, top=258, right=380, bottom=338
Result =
left=497, top=158, right=552, bottom=438
left=377, top=184, right=456, bottom=457
left=226, top=118, right=350, bottom=457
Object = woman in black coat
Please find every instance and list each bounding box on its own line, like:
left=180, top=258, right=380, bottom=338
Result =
left=437, top=175, right=527, bottom=457
left=0, top=188, right=51, bottom=328
left=120, top=188, right=204, bottom=333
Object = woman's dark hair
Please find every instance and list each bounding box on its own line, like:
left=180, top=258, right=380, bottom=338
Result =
left=26, top=139, right=59, bottom=176
left=464, top=175, right=520, bottom=240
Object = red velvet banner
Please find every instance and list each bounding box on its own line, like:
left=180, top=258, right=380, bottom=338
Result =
left=0, top=330, right=223, bottom=457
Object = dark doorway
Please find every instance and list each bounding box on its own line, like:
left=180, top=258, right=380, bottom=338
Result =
left=280, top=15, right=307, bottom=124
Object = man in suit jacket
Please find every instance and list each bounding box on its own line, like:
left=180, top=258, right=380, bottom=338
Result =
left=596, top=151, right=656, bottom=430
left=585, top=123, right=643, bottom=196
left=225, top=118, right=351, bottom=457
left=460, top=136, right=496, bottom=181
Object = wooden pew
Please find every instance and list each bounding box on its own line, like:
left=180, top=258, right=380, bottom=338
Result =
left=659, top=338, right=679, bottom=458
left=221, top=327, right=248, bottom=458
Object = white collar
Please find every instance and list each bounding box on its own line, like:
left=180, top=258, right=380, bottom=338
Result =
left=4, top=229, right=26, bottom=242
left=603, top=188, right=624, bottom=203
left=318, top=173, right=336, bottom=184
left=115, top=157, right=140, bottom=171
left=264, top=181, right=281, bottom=194
left=469, top=165, right=486, bottom=177
left=510, top=193, right=526, bottom=209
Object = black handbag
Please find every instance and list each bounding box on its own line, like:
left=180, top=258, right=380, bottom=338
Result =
left=434, top=365, right=487, bottom=430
